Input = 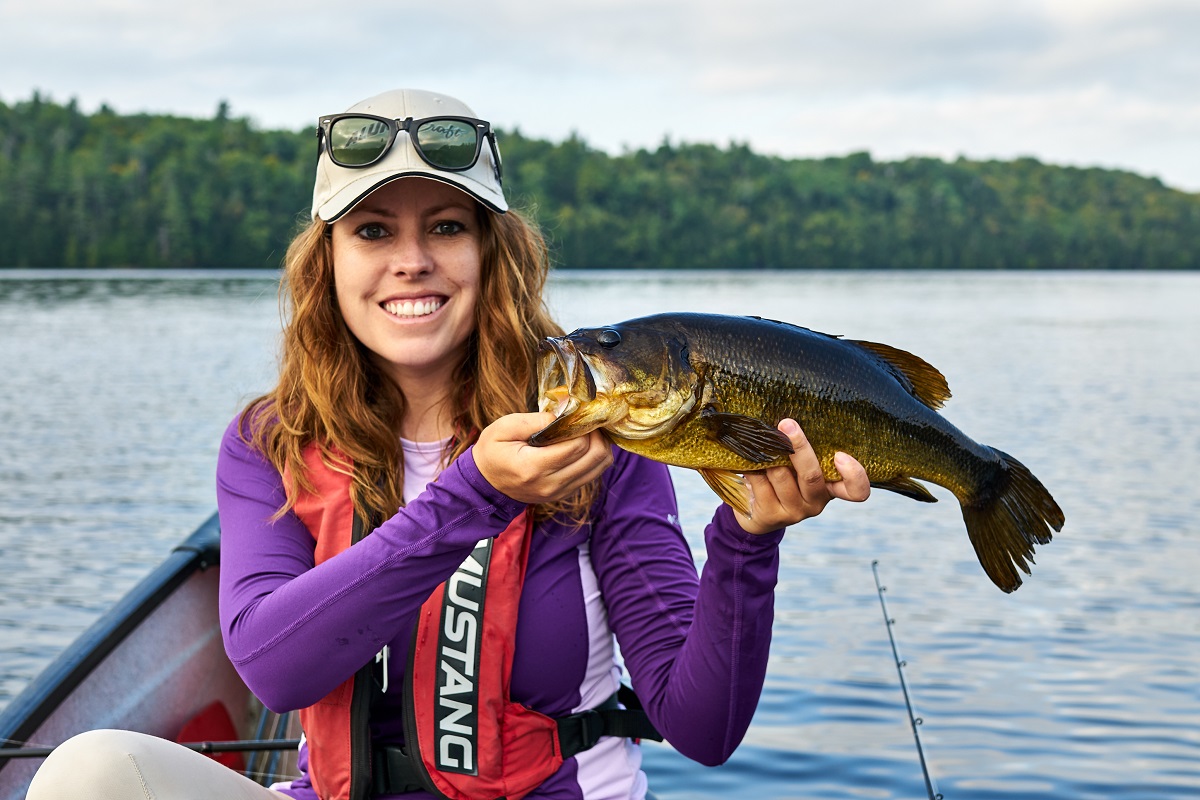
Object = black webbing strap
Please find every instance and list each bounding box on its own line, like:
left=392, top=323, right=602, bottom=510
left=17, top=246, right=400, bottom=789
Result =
left=556, top=685, right=663, bottom=760
left=371, top=745, right=425, bottom=796
left=371, top=687, right=662, bottom=795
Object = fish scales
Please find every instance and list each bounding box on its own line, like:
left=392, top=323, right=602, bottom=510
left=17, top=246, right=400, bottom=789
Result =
left=531, top=312, right=1064, bottom=592
left=627, top=315, right=990, bottom=490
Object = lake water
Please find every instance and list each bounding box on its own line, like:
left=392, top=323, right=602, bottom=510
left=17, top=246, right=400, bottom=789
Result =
left=1, top=269, right=1198, bottom=799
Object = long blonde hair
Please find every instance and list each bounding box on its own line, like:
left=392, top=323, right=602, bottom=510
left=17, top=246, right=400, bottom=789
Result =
left=243, top=202, right=596, bottom=523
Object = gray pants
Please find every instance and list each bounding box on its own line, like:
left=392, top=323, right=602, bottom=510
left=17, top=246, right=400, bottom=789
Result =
left=26, top=729, right=289, bottom=799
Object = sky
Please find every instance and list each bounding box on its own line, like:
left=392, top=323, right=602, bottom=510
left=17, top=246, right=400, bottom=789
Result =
left=2, top=0, right=1198, bottom=192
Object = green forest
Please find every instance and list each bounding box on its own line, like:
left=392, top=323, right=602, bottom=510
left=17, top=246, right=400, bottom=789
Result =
left=3, top=93, right=1198, bottom=270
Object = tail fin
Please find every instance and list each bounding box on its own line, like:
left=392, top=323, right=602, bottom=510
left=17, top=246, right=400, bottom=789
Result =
left=961, top=449, right=1064, bottom=593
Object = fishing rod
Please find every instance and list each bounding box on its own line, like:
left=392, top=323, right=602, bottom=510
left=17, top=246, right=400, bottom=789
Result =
left=872, top=560, right=943, bottom=800
left=0, top=738, right=302, bottom=761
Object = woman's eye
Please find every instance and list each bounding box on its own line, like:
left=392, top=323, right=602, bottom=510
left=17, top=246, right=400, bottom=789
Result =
left=356, top=223, right=388, bottom=240
left=433, top=220, right=466, bottom=236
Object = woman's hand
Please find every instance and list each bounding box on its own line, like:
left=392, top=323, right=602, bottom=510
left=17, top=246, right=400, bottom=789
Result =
left=474, top=412, right=613, bottom=505
left=735, top=418, right=871, bottom=535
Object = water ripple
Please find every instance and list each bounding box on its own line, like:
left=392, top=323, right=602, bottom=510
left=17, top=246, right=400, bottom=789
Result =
left=3, top=271, right=1199, bottom=798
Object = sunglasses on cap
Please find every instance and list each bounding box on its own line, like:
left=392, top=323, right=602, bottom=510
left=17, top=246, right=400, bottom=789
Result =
left=316, top=114, right=503, bottom=183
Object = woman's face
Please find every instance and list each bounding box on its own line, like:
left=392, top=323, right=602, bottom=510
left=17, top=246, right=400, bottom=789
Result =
left=331, top=178, right=483, bottom=391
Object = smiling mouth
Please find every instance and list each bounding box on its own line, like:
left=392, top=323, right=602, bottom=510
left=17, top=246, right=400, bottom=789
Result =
left=383, top=298, right=444, bottom=318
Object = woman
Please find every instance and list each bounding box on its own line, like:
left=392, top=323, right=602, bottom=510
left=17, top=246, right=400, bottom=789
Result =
left=27, top=88, right=869, bottom=800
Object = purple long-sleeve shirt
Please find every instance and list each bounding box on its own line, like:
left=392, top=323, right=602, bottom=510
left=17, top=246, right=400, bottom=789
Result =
left=216, top=416, right=783, bottom=799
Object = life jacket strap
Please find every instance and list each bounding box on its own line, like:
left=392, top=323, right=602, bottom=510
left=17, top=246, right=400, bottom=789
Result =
left=371, top=745, right=424, bottom=796
left=556, top=687, right=664, bottom=759
left=371, top=688, right=662, bottom=796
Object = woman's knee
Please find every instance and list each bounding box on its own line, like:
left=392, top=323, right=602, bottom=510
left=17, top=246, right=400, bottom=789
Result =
left=27, top=729, right=158, bottom=798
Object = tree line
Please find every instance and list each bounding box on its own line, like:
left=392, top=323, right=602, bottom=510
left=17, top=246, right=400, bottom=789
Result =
left=3, top=93, right=1198, bottom=270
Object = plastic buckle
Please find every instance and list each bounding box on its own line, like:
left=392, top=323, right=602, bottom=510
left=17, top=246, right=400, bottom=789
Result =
left=577, top=709, right=603, bottom=750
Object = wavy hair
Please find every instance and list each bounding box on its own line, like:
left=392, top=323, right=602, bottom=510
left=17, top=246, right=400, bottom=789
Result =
left=243, top=203, right=596, bottom=523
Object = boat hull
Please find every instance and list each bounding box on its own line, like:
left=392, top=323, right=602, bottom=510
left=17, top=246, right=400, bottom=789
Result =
left=0, top=514, right=291, bottom=799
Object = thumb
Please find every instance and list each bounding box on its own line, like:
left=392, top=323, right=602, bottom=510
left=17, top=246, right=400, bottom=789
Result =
left=485, top=412, right=557, bottom=444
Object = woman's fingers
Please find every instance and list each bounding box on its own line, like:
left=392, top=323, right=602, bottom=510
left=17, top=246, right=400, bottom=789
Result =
left=829, top=451, right=871, bottom=502
left=780, top=419, right=828, bottom=501
left=543, top=428, right=612, bottom=488
left=474, top=413, right=612, bottom=505
left=735, top=419, right=869, bottom=535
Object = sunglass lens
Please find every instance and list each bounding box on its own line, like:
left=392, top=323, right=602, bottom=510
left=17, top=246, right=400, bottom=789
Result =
left=415, top=119, right=479, bottom=169
left=329, top=117, right=392, bottom=166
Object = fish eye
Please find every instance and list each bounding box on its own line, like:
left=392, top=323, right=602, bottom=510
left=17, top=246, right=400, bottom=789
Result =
left=597, top=329, right=621, bottom=347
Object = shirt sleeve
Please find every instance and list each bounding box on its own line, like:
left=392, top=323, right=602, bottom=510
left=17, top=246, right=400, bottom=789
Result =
left=215, top=416, right=525, bottom=712
left=589, top=450, right=783, bottom=766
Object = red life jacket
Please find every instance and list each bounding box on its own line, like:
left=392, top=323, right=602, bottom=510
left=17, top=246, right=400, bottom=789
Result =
left=286, top=444, right=658, bottom=800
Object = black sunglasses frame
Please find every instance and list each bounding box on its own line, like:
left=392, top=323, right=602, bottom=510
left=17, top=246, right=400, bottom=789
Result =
left=316, top=113, right=503, bottom=183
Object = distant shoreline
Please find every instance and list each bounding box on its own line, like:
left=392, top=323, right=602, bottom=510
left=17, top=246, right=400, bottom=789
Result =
left=4, top=266, right=1199, bottom=277
left=5, top=96, right=1200, bottom=270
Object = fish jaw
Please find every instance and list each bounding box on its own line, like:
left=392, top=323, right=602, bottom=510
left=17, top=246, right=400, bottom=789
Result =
left=530, top=394, right=629, bottom=445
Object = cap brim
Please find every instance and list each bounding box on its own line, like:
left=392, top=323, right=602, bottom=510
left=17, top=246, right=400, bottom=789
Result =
left=316, top=164, right=507, bottom=222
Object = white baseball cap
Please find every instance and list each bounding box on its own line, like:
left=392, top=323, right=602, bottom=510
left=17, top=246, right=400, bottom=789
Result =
left=311, top=88, right=507, bottom=221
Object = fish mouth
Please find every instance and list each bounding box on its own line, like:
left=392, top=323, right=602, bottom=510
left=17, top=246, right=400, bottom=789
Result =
left=530, top=337, right=621, bottom=446
left=536, top=337, right=595, bottom=416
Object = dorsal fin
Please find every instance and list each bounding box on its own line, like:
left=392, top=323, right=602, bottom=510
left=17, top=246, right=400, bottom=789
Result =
left=851, top=340, right=952, bottom=410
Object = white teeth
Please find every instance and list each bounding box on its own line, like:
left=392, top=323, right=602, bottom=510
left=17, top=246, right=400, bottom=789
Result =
left=384, top=299, right=443, bottom=318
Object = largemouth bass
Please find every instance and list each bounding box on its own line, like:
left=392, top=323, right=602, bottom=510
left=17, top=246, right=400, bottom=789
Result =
left=529, top=312, right=1063, bottom=593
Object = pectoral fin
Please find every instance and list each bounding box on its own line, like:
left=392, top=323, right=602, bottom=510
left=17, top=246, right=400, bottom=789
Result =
left=698, top=468, right=751, bottom=517
left=699, top=406, right=795, bottom=464
left=871, top=477, right=939, bottom=503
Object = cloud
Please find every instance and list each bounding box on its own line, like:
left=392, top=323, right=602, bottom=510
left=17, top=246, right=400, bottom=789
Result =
left=1, top=0, right=1197, bottom=190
